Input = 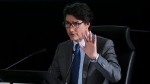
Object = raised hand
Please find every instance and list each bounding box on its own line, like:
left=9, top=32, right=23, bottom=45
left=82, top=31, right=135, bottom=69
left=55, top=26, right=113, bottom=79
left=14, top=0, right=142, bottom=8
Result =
left=78, top=30, right=98, bottom=60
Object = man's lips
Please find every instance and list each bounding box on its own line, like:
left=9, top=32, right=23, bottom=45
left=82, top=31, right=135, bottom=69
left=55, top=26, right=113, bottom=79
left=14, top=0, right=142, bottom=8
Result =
left=70, top=33, right=76, bottom=36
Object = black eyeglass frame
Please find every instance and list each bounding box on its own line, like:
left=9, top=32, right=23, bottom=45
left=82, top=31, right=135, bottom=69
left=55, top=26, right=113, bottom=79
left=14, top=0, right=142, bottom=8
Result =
left=62, top=21, right=84, bottom=28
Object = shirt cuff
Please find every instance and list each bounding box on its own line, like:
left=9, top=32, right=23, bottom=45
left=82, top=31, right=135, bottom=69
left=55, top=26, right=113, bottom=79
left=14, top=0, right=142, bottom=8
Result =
left=90, top=54, right=99, bottom=62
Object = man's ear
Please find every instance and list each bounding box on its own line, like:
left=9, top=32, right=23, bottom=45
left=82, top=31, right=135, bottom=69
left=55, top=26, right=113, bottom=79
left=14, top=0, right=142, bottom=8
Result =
left=86, top=22, right=91, bottom=29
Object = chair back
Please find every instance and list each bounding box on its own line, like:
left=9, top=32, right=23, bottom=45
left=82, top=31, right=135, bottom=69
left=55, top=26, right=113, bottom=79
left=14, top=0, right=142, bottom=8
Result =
left=91, top=25, right=136, bottom=84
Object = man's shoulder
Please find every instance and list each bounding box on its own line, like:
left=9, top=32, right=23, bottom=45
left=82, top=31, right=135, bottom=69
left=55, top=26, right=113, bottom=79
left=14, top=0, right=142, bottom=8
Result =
left=97, top=35, right=110, bottom=41
left=59, top=40, right=73, bottom=46
left=96, top=35, right=113, bottom=44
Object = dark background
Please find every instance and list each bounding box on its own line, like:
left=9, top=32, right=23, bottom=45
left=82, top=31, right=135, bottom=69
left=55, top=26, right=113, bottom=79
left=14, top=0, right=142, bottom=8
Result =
left=0, top=0, right=150, bottom=84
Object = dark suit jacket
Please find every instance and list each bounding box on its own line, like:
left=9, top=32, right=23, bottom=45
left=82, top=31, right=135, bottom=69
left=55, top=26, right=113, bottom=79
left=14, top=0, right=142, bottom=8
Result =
left=49, top=35, right=121, bottom=84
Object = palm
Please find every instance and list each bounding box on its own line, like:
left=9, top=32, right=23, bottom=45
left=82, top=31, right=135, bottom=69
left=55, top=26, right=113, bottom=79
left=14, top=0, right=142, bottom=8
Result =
left=78, top=31, right=98, bottom=60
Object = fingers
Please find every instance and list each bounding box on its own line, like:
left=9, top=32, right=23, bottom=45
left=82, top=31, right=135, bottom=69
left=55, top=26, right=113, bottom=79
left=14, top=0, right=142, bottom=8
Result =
left=89, top=31, right=92, bottom=42
left=82, top=30, right=88, bottom=42
left=82, top=30, right=97, bottom=45
left=78, top=41, right=84, bottom=49
left=94, top=34, right=97, bottom=45
left=83, top=30, right=93, bottom=43
left=82, top=32, right=88, bottom=42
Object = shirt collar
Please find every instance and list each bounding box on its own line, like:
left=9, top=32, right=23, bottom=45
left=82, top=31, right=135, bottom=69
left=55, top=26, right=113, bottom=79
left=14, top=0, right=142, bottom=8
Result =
left=73, top=39, right=85, bottom=50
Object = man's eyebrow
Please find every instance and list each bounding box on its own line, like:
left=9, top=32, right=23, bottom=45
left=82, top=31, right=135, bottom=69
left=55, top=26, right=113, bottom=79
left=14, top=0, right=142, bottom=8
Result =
left=65, top=20, right=80, bottom=23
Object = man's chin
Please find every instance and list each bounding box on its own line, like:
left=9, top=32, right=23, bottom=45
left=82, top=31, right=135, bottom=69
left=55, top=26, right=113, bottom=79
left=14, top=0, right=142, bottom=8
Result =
left=70, top=37, right=78, bottom=41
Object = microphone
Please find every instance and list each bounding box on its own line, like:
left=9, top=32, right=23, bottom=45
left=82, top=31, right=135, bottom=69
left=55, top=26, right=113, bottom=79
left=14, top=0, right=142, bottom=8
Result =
left=5, top=48, right=47, bottom=70
left=65, top=51, right=75, bottom=84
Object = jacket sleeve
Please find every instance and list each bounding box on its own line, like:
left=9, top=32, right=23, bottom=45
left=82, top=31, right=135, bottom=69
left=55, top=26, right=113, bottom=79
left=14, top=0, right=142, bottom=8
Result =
left=92, top=39, right=121, bottom=83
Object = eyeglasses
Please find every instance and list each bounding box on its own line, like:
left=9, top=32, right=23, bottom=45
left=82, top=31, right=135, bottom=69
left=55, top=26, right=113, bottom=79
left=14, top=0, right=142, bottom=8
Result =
left=63, top=21, right=84, bottom=28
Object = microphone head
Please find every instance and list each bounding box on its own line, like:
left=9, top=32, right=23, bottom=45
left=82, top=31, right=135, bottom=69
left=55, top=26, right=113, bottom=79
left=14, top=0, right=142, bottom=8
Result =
left=40, top=48, right=47, bottom=52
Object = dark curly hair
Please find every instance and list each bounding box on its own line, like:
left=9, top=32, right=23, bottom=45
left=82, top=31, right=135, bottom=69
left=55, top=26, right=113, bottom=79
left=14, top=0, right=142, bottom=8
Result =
left=63, top=2, right=94, bottom=28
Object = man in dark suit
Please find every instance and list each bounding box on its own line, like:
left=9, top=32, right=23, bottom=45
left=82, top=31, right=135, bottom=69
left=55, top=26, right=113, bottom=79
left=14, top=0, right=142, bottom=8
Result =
left=49, top=2, right=121, bottom=84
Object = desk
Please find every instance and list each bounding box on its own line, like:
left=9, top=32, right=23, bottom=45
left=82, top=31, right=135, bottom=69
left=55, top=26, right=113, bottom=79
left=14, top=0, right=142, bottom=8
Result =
left=0, top=69, right=61, bottom=84
left=0, top=82, right=36, bottom=84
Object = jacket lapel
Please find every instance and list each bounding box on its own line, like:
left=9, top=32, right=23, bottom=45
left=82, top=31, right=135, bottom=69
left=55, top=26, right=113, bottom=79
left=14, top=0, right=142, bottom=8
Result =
left=64, top=41, right=73, bottom=83
left=82, top=33, right=95, bottom=84
left=82, top=54, right=91, bottom=84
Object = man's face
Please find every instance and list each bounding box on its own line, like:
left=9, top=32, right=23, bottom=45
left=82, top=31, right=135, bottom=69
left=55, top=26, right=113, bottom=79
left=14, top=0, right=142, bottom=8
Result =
left=65, top=14, right=90, bottom=42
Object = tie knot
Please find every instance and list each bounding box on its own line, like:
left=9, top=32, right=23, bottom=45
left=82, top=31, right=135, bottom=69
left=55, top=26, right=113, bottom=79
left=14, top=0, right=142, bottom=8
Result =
left=75, top=44, right=80, bottom=50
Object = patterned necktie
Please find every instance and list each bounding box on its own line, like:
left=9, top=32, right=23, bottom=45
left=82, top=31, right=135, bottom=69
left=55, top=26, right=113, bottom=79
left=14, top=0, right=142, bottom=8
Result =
left=71, top=44, right=81, bottom=84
